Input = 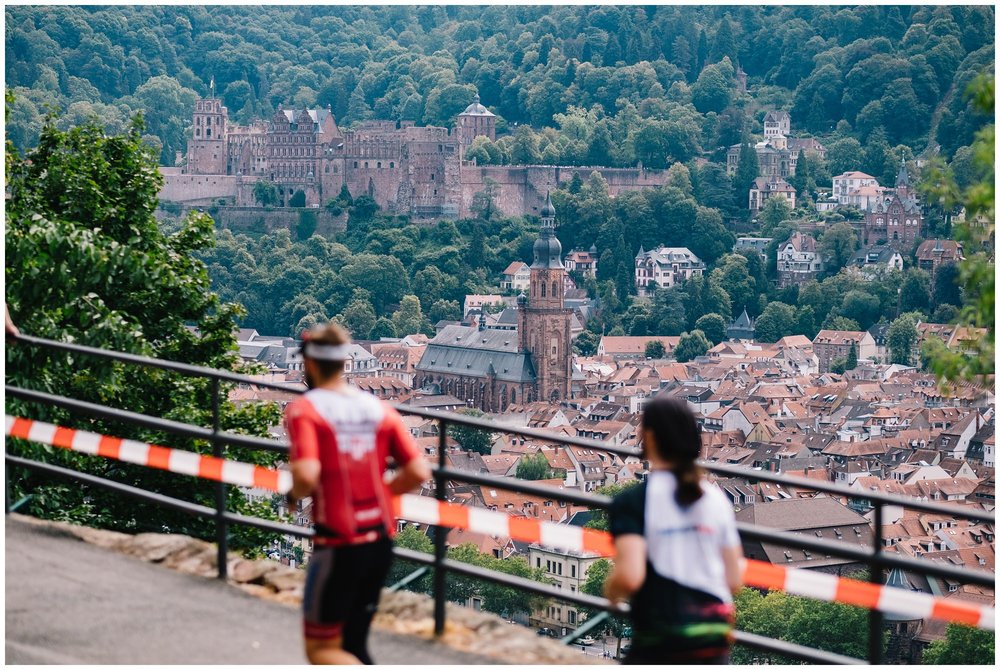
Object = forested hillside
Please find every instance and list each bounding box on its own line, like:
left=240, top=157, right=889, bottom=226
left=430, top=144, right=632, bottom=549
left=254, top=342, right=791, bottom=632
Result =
left=6, top=4, right=994, bottom=166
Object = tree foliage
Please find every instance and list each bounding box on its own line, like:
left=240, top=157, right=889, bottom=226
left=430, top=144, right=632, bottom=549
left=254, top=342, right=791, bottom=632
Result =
left=5, top=113, right=282, bottom=551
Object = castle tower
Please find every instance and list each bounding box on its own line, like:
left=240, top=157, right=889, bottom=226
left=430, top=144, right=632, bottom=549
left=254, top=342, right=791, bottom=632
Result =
left=456, top=94, right=496, bottom=160
left=517, top=192, right=573, bottom=403
left=186, top=97, right=228, bottom=175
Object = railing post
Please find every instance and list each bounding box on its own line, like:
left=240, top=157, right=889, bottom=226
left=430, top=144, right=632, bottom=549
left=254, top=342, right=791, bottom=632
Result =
left=212, top=377, right=228, bottom=580
left=433, top=418, right=448, bottom=637
left=868, top=501, right=884, bottom=664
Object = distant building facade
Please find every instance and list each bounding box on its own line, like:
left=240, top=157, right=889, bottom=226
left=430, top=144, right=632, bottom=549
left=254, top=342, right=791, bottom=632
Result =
left=813, top=330, right=878, bottom=373
left=860, top=163, right=924, bottom=250
left=634, top=246, right=705, bottom=296
left=162, top=96, right=672, bottom=220
left=415, top=194, right=574, bottom=411
left=777, top=232, right=824, bottom=287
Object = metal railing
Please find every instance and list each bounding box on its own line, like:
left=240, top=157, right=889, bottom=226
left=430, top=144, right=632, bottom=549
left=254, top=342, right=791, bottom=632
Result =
left=5, top=334, right=995, bottom=665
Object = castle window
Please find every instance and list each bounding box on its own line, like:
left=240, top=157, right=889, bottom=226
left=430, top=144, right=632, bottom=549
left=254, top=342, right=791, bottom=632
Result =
left=390, top=162, right=394, bottom=168
left=552, top=281, right=558, bottom=296
left=365, top=162, right=369, bottom=168
left=377, top=162, right=381, bottom=169
left=196, top=129, right=201, bottom=137
left=354, top=161, right=358, bottom=168
left=541, top=283, right=547, bottom=298
left=206, top=128, right=212, bottom=137
left=431, top=173, right=435, bottom=180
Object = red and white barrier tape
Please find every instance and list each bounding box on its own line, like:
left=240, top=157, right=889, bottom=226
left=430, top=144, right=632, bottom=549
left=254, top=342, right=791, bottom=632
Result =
left=393, top=491, right=994, bottom=631
left=5, top=416, right=291, bottom=494
left=7, top=416, right=993, bottom=630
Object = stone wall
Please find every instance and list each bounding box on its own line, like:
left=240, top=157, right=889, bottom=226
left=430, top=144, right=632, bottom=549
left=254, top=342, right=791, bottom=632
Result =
left=215, top=207, right=346, bottom=238
left=155, top=204, right=346, bottom=239
left=460, top=164, right=672, bottom=219
left=158, top=169, right=238, bottom=205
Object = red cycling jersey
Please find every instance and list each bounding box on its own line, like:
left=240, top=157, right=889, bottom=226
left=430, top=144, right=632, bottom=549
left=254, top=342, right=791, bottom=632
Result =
left=284, top=387, right=421, bottom=546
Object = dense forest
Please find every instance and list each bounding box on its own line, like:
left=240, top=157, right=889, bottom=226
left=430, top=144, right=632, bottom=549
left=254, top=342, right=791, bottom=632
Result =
left=6, top=5, right=994, bottom=165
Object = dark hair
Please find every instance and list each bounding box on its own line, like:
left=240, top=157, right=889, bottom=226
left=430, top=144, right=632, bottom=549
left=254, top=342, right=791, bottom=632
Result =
left=642, top=397, right=704, bottom=506
left=302, top=322, right=349, bottom=380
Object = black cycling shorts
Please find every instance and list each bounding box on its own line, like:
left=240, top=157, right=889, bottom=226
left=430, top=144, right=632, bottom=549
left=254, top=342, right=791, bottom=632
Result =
left=302, top=537, right=394, bottom=639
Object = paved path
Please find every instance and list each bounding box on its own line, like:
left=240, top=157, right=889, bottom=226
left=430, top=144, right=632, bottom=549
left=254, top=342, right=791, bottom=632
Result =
left=5, top=515, right=498, bottom=664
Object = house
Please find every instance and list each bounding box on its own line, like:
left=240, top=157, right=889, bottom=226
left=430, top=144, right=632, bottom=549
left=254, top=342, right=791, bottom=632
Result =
left=860, top=162, right=924, bottom=250
left=763, top=110, right=791, bottom=138
left=812, top=330, right=877, bottom=373
left=563, top=246, right=598, bottom=277
left=848, top=245, right=903, bottom=277
left=777, top=232, right=823, bottom=287
left=915, top=240, right=964, bottom=278
left=527, top=543, right=602, bottom=632
left=463, top=294, right=508, bottom=317
left=596, top=335, right=681, bottom=360
left=832, top=171, right=879, bottom=205
left=933, top=411, right=983, bottom=460
left=733, top=237, right=772, bottom=263
left=749, top=177, right=796, bottom=213
left=736, top=497, right=874, bottom=572
left=634, top=246, right=705, bottom=296
left=500, top=262, right=530, bottom=292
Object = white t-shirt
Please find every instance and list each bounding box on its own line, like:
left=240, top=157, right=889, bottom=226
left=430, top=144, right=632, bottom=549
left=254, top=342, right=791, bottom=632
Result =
left=613, top=470, right=741, bottom=603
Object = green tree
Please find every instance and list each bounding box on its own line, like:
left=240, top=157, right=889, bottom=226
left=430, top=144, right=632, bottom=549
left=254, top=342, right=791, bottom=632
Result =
left=887, top=313, right=918, bottom=365
left=340, top=254, right=409, bottom=313
left=369, top=316, right=398, bottom=340
left=846, top=341, right=858, bottom=370
left=839, top=290, right=882, bottom=330
left=448, top=409, right=495, bottom=455
left=5, top=114, right=281, bottom=551
left=644, top=340, right=666, bottom=359
left=252, top=180, right=279, bottom=207
left=574, top=329, right=600, bottom=356
left=288, top=189, right=306, bottom=207
left=932, top=261, right=962, bottom=308
left=759, top=197, right=793, bottom=234
left=754, top=302, right=797, bottom=343
left=338, top=297, right=377, bottom=340
left=709, top=254, right=758, bottom=315
left=429, top=299, right=461, bottom=324
left=674, top=329, right=711, bottom=362
left=826, top=315, right=861, bottom=332
left=733, top=137, right=760, bottom=200
left=691, top=61, right=732, bottom=114
left=900, top=268, right=932, bottom=314
left=920, top=74, right=994, bottom=384
left=695, top=313, right=728, bottom=345
left=515, top=453, right=552, bottom=480
left=392, top=295, right=430, bottom=337
left=509, top=125, right=541, bottom=165
left=818, top=222, right=859, bottom=274
left=921, top=624, right=995, bottom=665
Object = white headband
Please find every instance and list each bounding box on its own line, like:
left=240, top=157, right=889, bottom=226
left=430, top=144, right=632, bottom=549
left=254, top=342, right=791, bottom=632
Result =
left=303, top=343, right=352, bottom=361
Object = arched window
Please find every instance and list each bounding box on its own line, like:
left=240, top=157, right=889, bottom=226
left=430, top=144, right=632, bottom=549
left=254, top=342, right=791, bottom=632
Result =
left=541, top=282, right=547, bottom=298
left=390, top=162, right=395, bottom=168
left=552, top=281, right=558, bottom=296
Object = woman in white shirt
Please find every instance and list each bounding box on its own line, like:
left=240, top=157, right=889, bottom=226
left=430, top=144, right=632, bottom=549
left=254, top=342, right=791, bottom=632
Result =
left=605, top=397, right=744, bottom=664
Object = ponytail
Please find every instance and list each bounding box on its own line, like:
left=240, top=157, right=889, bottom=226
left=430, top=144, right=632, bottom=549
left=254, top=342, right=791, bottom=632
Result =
left=674, top=460, right=704, bottom=507
left=641, top=397, right=705, bottom=507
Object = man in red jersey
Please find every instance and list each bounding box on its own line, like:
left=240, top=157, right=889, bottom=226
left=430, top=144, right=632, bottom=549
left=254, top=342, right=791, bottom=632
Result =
left=285, top=322, right=431, bottom=665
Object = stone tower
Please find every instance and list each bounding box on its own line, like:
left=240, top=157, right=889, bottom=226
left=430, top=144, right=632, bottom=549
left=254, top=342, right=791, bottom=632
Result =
left=456, top=94, right=496, bottom=160
left=186, top=98, right=228, bottom=174
left=518, top=192, right=573, bottom=402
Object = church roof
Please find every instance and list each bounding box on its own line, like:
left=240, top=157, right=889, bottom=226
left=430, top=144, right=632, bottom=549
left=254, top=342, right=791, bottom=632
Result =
left=416, top=325, right=535, bottom=384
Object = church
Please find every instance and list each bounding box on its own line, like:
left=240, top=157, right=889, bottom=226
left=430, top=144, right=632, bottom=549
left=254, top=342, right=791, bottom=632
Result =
left=414, top=194, right=574, bottom=412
